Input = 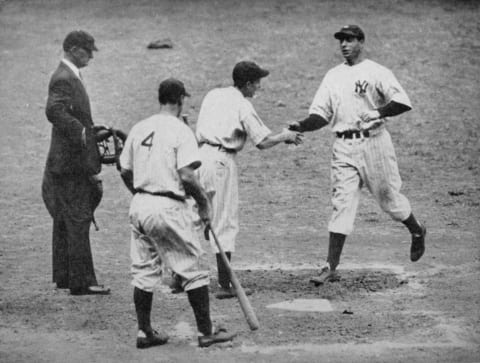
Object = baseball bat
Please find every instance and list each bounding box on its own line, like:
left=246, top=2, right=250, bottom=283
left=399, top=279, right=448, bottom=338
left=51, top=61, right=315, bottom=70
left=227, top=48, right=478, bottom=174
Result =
left=207, top=224, right=259, bottom=331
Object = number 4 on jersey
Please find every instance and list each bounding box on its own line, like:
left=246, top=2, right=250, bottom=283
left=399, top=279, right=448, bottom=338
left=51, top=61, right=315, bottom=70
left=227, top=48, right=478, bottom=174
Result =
left=141, top=131, right=155, bottom=150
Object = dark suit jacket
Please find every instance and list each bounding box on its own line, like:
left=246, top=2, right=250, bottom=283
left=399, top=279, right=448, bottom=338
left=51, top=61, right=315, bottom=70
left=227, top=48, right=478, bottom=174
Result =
left=45, top=61, right=100, bottom=176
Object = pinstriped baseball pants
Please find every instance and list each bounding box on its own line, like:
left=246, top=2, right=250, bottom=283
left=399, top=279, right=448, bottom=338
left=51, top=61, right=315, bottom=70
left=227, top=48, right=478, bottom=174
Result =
left=328, top=128, right=412, bottom=235
left=197, top=144, right=239, bottom=253
left=128, top=193, right=209, bottom=292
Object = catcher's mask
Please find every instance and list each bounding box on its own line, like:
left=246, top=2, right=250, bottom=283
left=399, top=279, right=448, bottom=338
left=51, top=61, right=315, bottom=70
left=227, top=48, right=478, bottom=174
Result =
left=95, top=127, right=127, bottom=170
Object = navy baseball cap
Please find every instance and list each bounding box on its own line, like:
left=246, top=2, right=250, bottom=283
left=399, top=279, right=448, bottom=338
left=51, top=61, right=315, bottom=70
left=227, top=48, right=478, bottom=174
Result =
left=334, top=25, right=365, bottom=41
left=63, top=30, right=98, bottom=52
left=232, top=61, right=269, bottom=85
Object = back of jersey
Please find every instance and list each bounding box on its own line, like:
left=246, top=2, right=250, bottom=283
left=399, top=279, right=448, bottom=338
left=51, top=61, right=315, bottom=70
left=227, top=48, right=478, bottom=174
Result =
left=120, top=113, right=200, bottom=197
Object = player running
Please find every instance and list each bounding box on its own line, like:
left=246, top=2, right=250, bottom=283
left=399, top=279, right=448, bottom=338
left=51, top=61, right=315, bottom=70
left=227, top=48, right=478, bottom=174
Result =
left=119, top=78, right=236, bottom=348
left=289, top=25, right=427, bottom=285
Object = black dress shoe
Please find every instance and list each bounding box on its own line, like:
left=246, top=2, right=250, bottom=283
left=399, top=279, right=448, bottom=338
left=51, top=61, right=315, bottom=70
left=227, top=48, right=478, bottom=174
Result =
left=70, top=285, right=111, bottom=295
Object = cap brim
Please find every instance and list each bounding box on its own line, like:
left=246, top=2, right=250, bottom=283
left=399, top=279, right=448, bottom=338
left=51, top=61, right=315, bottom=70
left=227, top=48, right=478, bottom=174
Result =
left=334, top=31, right=352, bottom=39
left=184, top=91, right=191, bottom=97
left=259, top=69, right=269, bottom=78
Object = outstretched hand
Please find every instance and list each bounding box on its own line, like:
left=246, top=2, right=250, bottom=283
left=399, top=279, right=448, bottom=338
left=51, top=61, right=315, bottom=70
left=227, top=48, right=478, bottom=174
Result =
left=282, top=128, right=304, bottom=145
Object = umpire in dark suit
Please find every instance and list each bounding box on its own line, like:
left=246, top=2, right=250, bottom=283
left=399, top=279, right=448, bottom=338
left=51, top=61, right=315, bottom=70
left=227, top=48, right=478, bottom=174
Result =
left=42, top=30, right=109, bottom=295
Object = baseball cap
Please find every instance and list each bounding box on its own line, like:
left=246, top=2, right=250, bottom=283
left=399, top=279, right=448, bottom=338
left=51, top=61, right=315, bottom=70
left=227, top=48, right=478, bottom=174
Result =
left=63, top=30, right=98, bottom=52
left=232, top=61, right=269, bottom=85
left=158, top=78, right=190, bottom=103
left=334, top=25, right=365, bottom=41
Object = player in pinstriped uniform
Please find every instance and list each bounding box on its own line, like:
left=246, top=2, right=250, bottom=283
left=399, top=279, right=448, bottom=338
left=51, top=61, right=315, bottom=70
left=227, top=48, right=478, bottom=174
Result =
left=289, top=25, right=426, bottom=284
left=119, top=78, right=235, bottom=348
left=196, top=61, right=303, bottom=299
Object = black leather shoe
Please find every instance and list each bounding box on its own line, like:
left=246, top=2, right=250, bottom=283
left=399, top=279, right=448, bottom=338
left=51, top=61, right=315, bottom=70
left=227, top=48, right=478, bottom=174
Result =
left=70, top=285, right=111, bottom=295
left=137, top=330, right=169, bottom=349
left=198, top=326, right=236, bottom=347
left=410, top=224, right=427, bottom=262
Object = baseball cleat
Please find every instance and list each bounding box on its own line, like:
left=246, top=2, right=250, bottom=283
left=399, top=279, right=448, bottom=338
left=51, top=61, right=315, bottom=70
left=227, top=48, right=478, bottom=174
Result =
left=215, top=286, right=252, bottom=300
left=198, top=326, right=236, bottom=348
left=410, top=224, right=427, bottom=262
left=136, top=329, right=169, bottom=349
left=309, top=264, right=340, bottom=286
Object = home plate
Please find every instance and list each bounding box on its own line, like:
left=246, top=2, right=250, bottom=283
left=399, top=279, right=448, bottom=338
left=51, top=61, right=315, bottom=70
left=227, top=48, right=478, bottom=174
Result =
left=267, top=299, right=333, bottom=312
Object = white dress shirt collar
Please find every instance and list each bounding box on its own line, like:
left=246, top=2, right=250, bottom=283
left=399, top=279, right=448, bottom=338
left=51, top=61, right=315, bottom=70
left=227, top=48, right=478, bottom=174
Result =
left=61, top=58, right=81, bottom=80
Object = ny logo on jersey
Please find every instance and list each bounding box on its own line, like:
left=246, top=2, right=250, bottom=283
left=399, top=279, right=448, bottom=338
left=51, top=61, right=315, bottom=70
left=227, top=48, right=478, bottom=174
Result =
left=354, top=80, right=368, bottom=96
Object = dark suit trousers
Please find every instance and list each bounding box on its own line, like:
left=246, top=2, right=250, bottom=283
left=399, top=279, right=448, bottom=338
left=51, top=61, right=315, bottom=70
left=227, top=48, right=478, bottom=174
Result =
left=42, top=171, right=99, bottom=290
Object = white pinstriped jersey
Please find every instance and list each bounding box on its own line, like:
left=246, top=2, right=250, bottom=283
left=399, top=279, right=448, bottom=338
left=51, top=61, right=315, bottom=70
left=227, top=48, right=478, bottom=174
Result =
left=309, top=59, right=412, bottom=133
left=310, top=59, right=413, bottom=235
left=195, top=86, right=272, bottom=151
left=119, top=113, right=200, bottom=197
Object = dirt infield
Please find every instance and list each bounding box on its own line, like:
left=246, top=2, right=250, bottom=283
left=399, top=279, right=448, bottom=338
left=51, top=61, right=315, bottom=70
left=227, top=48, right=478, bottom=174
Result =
left=0, top=0, right=479, bottom=362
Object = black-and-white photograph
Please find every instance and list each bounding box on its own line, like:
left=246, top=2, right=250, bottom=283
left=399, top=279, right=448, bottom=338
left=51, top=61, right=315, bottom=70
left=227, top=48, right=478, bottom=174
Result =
left=0, top=0, right=479, bottom=362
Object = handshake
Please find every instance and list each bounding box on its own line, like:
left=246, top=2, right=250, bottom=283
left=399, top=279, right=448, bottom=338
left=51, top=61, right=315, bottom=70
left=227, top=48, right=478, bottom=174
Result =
left=281, top=126, right=303, bottom=145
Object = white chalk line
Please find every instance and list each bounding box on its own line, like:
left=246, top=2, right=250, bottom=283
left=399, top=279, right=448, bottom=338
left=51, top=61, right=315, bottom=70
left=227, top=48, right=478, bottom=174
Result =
left=240, top=338, right=471, bottom=355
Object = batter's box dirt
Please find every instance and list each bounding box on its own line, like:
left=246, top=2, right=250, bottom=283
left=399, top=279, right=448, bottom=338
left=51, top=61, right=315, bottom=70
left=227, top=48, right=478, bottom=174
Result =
left=244, top=311, right=435, bottom=346
left=208, top=269, right=434, bottom=347
left=212, top=268, right=408, bottom=300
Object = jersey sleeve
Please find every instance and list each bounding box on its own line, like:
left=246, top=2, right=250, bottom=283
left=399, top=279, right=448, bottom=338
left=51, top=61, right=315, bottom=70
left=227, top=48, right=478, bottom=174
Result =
left=240, top=101, right=272, bottom=146
left=119, top=128, right=134, bottom=171
left=308, top=74, right=333, bottom=122
left=376, top=68, right=412, bottom=108
left=177, top=125, right=201, bottom=170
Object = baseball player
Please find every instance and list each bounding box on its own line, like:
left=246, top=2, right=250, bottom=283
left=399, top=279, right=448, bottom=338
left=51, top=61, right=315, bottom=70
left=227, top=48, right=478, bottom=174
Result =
left=289, top=25, right=426, bottom=284
left=195, top=61, right=303, bottom=299
left=119, top=78, right=236, bottom=348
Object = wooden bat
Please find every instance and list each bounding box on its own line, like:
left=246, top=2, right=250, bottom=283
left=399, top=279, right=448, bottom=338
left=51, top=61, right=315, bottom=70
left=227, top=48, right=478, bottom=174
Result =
left=207, top=224, right=259, bottom=331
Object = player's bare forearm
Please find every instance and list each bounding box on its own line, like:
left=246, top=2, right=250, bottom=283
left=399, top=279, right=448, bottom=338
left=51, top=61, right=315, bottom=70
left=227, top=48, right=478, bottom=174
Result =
left=178, top=165, right=212, bottom=222
left=257, top=129, right=303, bottom=149
left=180, top=170, right=209, bottom=208
left=120, top=168, right=136, bottom=194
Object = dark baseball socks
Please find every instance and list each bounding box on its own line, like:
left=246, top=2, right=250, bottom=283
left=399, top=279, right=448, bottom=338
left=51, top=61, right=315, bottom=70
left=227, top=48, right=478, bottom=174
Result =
left=327, top=232, right=346, bottom=271
left=187, top=285, right=213, bottom=336
left=134, top=287, right=153, bottom=335
left=402, top=213, right=423, bottom=235
left=324, top=214, right=423, bottom=272
left=216, top=252, right=231, bottom=289
left=135, top=285, right=214, bottom=337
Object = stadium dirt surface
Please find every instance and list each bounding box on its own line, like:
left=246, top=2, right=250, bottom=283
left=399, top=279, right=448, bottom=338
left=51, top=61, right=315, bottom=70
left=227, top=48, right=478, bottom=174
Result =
left=0, top=0, right=479, bottom=362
